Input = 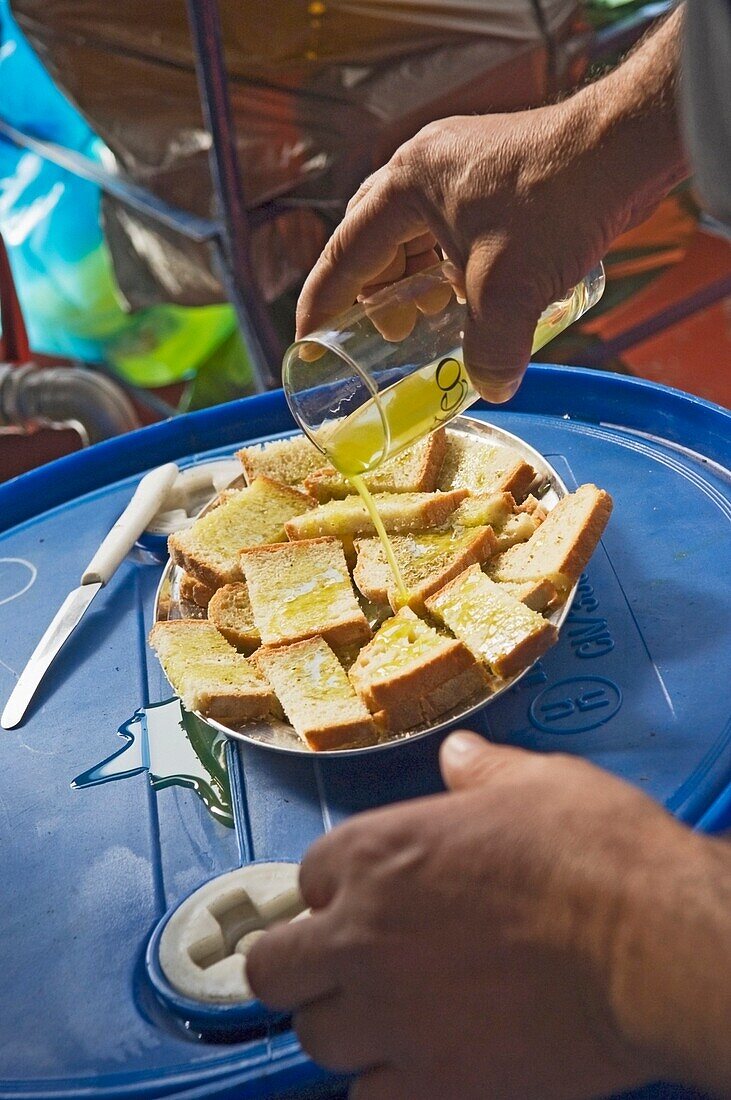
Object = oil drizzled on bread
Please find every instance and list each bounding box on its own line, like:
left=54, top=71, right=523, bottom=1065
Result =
left=151, top=431, right=612, bottom=751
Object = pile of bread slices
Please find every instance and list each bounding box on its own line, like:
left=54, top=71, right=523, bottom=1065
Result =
left=150, top=428, right=612, bottom=752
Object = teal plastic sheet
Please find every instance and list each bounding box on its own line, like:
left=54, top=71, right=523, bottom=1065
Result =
left=0, top=1, right=241, bottom=385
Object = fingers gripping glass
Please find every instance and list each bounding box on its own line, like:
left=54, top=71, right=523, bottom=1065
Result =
left=283, top=262, right=605, bottom=477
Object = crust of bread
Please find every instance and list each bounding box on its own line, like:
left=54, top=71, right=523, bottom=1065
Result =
left=485, top=484, right=612, bottom=586
left=350, top=544, right=392, bottom=606
left=304, top=430, right=447, bottom=502
left=193, top=690, right=269, bottom=726
left=207, top=583, right=261, bottom=652
left=492, top=511, right=541, bottom=552
left=241, top=536, right=371, bottom=648
left=517, top=495, right=548, bottom=522
left=149, top=620, right=275, bottom=723
left=495, top=579, right=558, bottom=613
left=349, top=608, right=489, bottom=731
left=425, top=565, right=558, bottom=679
left=364, top=664, right=490, bottom=732
left=179, top=572, right=215, bottom=609
left=254, top=637, right=378, bottom=751
left=168, top=476, right=312, bottom=588
left=451, top=492, right=515, bottom=529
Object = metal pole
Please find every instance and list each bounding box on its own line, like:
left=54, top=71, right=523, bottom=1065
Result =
left=185, top=0, right=282, bottom=391
left=0, top=120, right=218, bottom=244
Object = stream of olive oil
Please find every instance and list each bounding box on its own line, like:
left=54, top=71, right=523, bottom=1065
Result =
left=348, top=475, right=409, bottom=603
left=323, top=364, right=458, bottom=605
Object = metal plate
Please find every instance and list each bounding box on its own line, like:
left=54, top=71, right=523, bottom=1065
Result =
left=153, top=416, right=578, bottom=757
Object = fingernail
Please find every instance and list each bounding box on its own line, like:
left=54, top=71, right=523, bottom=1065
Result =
left=478, top=380, right=521, bottom=404
left=442, top=730, right=485, bottom=761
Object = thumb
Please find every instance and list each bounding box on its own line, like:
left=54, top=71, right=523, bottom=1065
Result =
left=440, top=730, right=529, bottom=792
left=462, top=310, right=534, bottom=404
left=462, top=249, right=542, bottom=404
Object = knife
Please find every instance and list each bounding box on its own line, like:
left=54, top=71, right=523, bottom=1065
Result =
left=1, top=462, right=179, bottom=730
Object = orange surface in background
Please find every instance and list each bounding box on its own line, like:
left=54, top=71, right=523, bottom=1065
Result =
left=608, top=196, right=698, bottom=261
left=623, top=296, right=731, bottom=409
left=586, top=226, right=731, bottom=409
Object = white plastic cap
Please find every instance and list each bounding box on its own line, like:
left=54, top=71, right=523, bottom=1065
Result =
left=158, top=863, right=306, bottom=1003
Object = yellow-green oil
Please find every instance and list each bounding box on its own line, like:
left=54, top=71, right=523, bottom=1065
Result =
left=72, top=698, right=233, bottom=827
left=319, top=298, right=584, bottom=608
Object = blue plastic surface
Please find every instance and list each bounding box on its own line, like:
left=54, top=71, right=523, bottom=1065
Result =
left=0, top=364, right=729, bottom=1099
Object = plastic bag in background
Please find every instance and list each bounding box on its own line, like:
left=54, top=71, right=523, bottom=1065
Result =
left=583, top=0, right=653, bottom=28
left=10, top=1, right=581, bottom=314
left=0, top=0, right=248, bottom=388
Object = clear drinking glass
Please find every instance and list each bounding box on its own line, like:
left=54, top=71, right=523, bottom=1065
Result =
left=283, top=261, right=605, bottom=477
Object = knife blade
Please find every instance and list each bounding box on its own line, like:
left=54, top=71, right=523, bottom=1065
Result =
left=1, top=462, right=179, bottom=730
left=1, top=583, right=101, bottom=731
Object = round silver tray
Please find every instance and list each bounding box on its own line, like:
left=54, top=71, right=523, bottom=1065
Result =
left=153, top=415, right=577, bottom=757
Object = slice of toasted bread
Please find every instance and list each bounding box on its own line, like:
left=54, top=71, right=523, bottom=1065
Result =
left=284, top=490, right=468, bottom=555
left=241, top=536, right=371, bottom=648
left=517, top=494, right=548, bottom=522
left=451, top=492, right=516, bottom=529
left=208, top=583, right=261, bottom=653
left=349, top=608, right=489, bottom=731
left=452, top=493, right=541, bottom=549
left=425, top=565, right=558, bottom=679
left=485, top=484, right=612, bottom=590
left=304, top=429, right=447, bottom=502
left=353, top=526, right=497, bottom=613
left=236, top=434, right=324, bottom=487
left=437, top=431, right=537, bottom=502
left=330, top=640, right=364, bottom=672
left=495, top=579, right=558, bottom=612
left=254, top=637, right=378, bottom=751
left=179, top=572, right=215, bottom=609
left=149, top=620, right=275, bottom=723
left=168, top=476, right=313, bottom=588
left=492, top=511, right=541, bottom=552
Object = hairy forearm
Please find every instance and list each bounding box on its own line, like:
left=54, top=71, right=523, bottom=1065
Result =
left=610, top=829, right=731, bottom=1095
left=568, top=7, right=690, bottom=240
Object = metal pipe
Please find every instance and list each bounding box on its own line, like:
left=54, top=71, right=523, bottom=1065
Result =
left=0, top=120, right=219, bottom=245
left=0, top=364, right=140, bottom=446
left=185, top=0, right=282, bottom=391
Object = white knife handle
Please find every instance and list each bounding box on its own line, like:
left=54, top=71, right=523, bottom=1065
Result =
left=81, top=463, right=179, bottom=585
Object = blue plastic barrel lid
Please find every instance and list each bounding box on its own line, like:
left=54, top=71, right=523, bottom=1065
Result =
left=0, top=367, right=729, bottom=1098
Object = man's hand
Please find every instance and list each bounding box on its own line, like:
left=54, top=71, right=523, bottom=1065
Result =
left=296, top=11, right=687, bottom=403
left=248, top=732, right=730, bottom=1099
